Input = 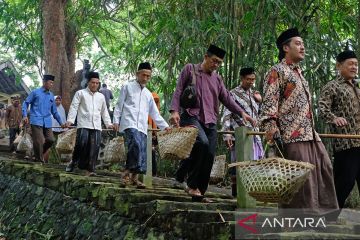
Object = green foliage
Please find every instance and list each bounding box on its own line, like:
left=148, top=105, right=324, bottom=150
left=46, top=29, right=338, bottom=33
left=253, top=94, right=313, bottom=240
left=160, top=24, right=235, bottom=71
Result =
left=345, top=183, right=360, bottom=209
left=0, top=0, right=42, bottom=67
left=0, top=0, right=359, bottom=125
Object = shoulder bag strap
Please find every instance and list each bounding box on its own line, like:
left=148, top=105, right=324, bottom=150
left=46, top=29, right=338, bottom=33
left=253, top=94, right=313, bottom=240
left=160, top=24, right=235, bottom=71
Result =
left=191, top=64, right=197, bottom=85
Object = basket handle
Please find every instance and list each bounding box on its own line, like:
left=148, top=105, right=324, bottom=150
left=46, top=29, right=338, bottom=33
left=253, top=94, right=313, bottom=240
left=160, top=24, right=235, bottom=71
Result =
left=263, top=141, right=285, bottom=159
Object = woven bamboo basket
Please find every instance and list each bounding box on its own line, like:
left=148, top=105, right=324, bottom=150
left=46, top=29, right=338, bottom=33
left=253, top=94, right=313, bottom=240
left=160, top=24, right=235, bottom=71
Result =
left=56, top=129, right=77, bottom=153
left=0, top=130, right=5, bottom=139
left=103, top=136, right=126, bottom=163
left=210, top=155, right=226, bottom=183
left=236, top=157, right=315, bottom=204
left=157, top=127, right=198, bottom=160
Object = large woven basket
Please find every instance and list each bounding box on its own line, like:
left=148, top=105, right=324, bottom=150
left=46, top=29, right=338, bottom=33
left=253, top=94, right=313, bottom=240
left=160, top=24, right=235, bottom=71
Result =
left=56, top=129, right=77, bottom=153
left=157, top=127, right=198, bottom=160
left=236, top=157, right=315, bottom=204
left=210, top=155, right=226, bottom=183
left=103, top=136, right=126, bottom=163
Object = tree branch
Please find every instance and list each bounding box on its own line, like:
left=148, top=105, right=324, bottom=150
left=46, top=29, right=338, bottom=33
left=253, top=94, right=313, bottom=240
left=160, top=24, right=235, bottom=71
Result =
left=90, top=30, right=110, bottom=57
left=92, top=55, right=108, bottom=70
left=108, top=17, right=146, bottom=36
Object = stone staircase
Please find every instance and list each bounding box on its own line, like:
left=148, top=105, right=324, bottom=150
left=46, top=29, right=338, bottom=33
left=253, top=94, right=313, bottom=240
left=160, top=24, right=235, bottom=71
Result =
left=0, top=156, right=359, bottom=239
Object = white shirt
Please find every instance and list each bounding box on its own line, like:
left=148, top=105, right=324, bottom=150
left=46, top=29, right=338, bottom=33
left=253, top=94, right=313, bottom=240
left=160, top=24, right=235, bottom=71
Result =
left=113, top=80, right=169, bottom=135
left=67, top=87, right=112, bottom=130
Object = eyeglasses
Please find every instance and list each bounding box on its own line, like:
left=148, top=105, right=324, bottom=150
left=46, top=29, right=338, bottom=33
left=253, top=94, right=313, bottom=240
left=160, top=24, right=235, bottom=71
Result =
left=209, top=57, right=223, bottom=65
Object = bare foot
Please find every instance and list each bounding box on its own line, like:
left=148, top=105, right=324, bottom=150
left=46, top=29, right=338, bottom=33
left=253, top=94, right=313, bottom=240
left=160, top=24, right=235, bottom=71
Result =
left=131, top=173, right=146, bottom=189
left=186, top=188, right=202, bottom=197
left=122, top=170, right=131, bottom=185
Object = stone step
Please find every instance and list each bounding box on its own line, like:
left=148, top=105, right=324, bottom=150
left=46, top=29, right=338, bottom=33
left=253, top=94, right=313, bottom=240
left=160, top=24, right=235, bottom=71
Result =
left=0, top=160, right=234, bottom=200
left=143, top=208, right=360, bottom=238
left=2, top=158, right=360, bottom=240
left=237, top=222, right=360, bottom=237
left=150, top=220, right=234, bottom=240
left=147, top=209, right=276, bottom=225
left=129, top=199, right=237, bottom=221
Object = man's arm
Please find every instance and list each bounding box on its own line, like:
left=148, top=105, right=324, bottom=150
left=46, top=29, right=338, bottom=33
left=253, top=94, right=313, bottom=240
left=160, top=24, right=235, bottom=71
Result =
left=169, top=64, right=195, bottom=127
left=100, top=95, right=112, bottom=127
left=21, top=91, right=35, bottom=124
left=218, top=79, right=244, bottom=114
left=22, top=91, right=35, bottom=118
left=149, top=97, right=169, bottom=130
left=218, top=78, right=256, bottom=126
left=169, top=64, right=191, bottom=113
left=113, top=85, right=127, bottom=125
left=318, top=81, right=346, bottom=127
left=220, top=105, right=235, bottom=148
left=259, top=69, right=281, bottom=140
left=66, top=91, right=81, bottom=124
left=5, top=106, right=11, bottom=127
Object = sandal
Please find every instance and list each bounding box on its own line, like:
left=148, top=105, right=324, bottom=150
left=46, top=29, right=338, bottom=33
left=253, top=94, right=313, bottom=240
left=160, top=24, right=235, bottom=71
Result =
left=122, top=174, right=131, bottom=185
left=201, top=198, right=214, bottom=203
left=121, top=170, right=131, bottom=185
left=85, top=171, right=97, bottom=177
left=131, top=174, right=146, bottom=189
left=132, top=180, right=146, bottom=189
left=186, top=187, right=202, bottom=197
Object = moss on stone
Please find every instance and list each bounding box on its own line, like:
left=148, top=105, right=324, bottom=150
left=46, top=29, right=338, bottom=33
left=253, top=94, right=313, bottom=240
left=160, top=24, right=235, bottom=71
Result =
left=2, top=159, right=359, bottom=239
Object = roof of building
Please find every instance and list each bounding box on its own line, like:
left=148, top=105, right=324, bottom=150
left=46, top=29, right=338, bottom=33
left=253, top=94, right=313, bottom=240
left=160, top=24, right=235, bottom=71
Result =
left=0, top=61, right=30, bottom=102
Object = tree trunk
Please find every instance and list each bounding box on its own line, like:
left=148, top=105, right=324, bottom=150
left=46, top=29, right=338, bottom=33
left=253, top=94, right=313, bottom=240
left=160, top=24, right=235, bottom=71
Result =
left=41, top=0, right=76, bottom=112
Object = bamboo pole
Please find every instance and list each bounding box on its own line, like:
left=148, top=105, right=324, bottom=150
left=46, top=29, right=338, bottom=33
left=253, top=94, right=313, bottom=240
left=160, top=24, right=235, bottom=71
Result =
left=149, top=128, right=360, bottom=140
left=246, top=131, right=360, bottom=139
left=144, top=124, right=153, bottom=188
left=235, top=126, right=256, bottom=208
left=51, top=126, right=115, bottom=131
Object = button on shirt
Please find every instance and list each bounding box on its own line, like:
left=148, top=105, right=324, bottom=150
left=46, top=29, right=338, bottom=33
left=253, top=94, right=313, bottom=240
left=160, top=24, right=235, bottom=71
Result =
left=67, top=88, right=111, bottom=130
left=170, top=63, right=244, bottom=125
left=113, top=80, right=169, bottom=135
left=22, top=87, right=63, bottom=128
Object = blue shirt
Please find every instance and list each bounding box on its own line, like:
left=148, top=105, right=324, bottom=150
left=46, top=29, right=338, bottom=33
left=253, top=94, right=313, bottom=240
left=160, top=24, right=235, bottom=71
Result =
left=22, top=87, right=63, bottom=128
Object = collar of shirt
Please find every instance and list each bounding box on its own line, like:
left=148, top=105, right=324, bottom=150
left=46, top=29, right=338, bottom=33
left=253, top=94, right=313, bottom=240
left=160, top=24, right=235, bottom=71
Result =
left=135, top=79, right=145, bottom=89
left=41, top=87, right=50, bottom=93
left=282, top=58, right=301, bottom=72
left=85, top=87, right=96, bottom=95
left=197, top=63, right=215, bottom=76
left=336, top=75, right=348, bottom=83
left=234, top=85, right=252, bottom=95
left=337, top=75, right=357, bottom=87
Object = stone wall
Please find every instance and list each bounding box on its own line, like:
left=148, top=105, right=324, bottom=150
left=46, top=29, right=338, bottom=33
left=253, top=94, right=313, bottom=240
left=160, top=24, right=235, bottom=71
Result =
left=0, top=159, right=235, bottom=240
left=0, top=172, right=163, bottom=239
left=0, top=159, right=173, bottom=239
left=1, top=158, right=359, bottom=240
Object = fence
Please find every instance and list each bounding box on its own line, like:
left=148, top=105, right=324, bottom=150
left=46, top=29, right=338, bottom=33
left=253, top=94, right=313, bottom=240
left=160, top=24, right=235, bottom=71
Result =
left=147, top=126, right=360, bottom=208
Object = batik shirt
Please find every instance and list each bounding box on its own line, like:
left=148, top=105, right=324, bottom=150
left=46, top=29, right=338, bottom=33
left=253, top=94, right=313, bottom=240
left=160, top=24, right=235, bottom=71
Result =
left=221, top=86, right=261, bottom=143
left=259, top=59, right=320, bottom=144
left=319, top=76, right=360, bottom=152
